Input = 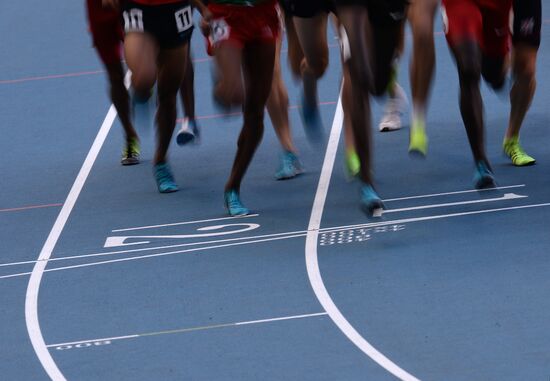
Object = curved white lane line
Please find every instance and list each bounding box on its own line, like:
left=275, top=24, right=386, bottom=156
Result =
left=305, top=96, right=421, bottom=381
left=26, top=100, right=120, bottom=380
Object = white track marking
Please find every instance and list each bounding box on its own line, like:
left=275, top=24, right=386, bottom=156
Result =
left=321, top=202, right=550, bottom=235
left=382, top=193, right=526, bottom=214
left=382, top=184, right=525, bottom=202
left=49, top=334, right=140, bottom=348
left=25, top=72, right=131, bottom=381
left=105, top=223, right=260, bottom=247
left=112, top=214, right=259, bottom=232
left=0, top=184, right=527, bottom=268
left=3, top=233, right=307, bottom=280
left=305, top=97, right=421, bottom=380
left=47, top=312, right=328, bottom=349
left=4, top=202, right=549, bottom=281
left=1, top=229, right=308, bottom=268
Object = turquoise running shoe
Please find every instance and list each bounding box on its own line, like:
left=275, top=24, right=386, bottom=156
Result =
left=360, top=183, right=384, bottom=218
left=473, top=160, right=496, bottom=189
left=154, top=163, right=179, bottom=193
left=275, top=151, right=303, bottom=180
left=224, top=189, right=250, bottom=216
left=300, top=94, right=325, bottom=145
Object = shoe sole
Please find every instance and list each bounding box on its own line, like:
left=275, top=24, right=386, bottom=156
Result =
left=513, top=161, right=536, bottom=167
left=275, top=169, right=304, bottom=181
left=408, top=148, right=426, bottom=158
left=361, top=202, right=384, bottom=218
left=176, top=133, right=195, bottom=146
left=475, top=177, right=496, bottom=190
left=121, top=159, right=140, bottom=166
left=159, top=187, right=179, bottom=193
left=224, top=205, right=250, bottom=216
left=379, top=125, right=402, bottom=132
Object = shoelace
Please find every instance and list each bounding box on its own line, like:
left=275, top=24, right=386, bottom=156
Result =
left=507, top=145, right=527, bottom=161
left=283, top=154, right=295, bottom=169
left=226, top=194, right=243, bottom=210
left=156, top=166, right=173, bottom=183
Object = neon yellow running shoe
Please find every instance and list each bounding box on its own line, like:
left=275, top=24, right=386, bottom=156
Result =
left=409, top=119, right=428, bottom=157
left=345, top=149, right=360, bottom=180
left=503, top=137, right=535, bottom=166
left=121, top=137, right=140, bottom=166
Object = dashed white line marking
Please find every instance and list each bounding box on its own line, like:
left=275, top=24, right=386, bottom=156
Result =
left=48, top=312, right=328, bottom=350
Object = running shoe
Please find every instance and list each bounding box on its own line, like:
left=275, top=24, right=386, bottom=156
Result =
left=379, top=83, right=408, bottom=132
left=224, top=189, right=250, bottom=216
left=300, top=94, right=324, bottom=145
left=176, top=118, right=201, bottom=146
left=154, top=162, right=179, bottom=193
left=121, top=137, right=140, bottom=166
left=408, top=118, right=428, bottom=157
left=344, top=149, right=360, bottom=180
left=473, top=160, right=496, bottom=189
left=503, top=136, right=535, bottom=166
left=275, top=151, right=303, bottom=180
left=360, top=183, right=384, bottom=218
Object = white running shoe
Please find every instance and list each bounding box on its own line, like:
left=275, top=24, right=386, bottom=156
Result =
left=176, top=117, right=200, bottom=146
left=378, top=83, right=408, bottom=132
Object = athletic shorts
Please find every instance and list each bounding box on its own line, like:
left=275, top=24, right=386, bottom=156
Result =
left=122, top=0, right=193, bottom=48
left=280, top=0, right=335, bottom=18
left=441, top=0, right=512, bottom=58
left=512, top=0, right=541, bottom=49
left=86, top=0, right=124, bottom=65
left=207, top=0, right=280, bottom=54
left=334, top=0, right=408, bottom=26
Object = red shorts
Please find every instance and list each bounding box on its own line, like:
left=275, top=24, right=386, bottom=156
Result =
left=206, top=0, right=280, bottom=55
left=441, top=0, right=512, bottom=58
left=86, top=0, right=124, bottom=65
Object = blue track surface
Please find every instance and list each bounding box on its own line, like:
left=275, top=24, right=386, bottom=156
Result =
left=1, top=3, right=550, bottom=380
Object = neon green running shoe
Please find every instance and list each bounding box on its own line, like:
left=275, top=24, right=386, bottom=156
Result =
left=121, top=137, right=140, bottom=166
left=408, top=119, right=428, bottom=157
left=344, top=149, right=360, bottom=180
left=503, top=137, right=535, bottom=166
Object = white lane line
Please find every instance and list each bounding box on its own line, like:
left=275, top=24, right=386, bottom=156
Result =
left=383, top=193, right=526, bottom=214
left=321, top=202, right=550, bottom=235
left=47, top=312, right=328, bottom=349
left=4, top=201, right=550, bottom=281
left=0, top=229, right=309, bottom=268
left=304, top=96, right=421, bottom=380
left=2, top=233, right=307, bottom=280
left=112, top=214, right=260, bottom=232
left=382, top=184, right=525, bottom=202
left=25, top=72, right=130, bottom=381
left=0, top=183, right=527, bottom=268
left=0, top=184, right=527, bottom=268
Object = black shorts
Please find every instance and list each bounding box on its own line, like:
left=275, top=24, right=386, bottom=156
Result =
left=512, top=0, right=541, bottom=49
left=280, top=0, right=335, bottom=18
left=334, top=0, right=408, bottom=26
left=122, top=1, right=194, bottom=49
